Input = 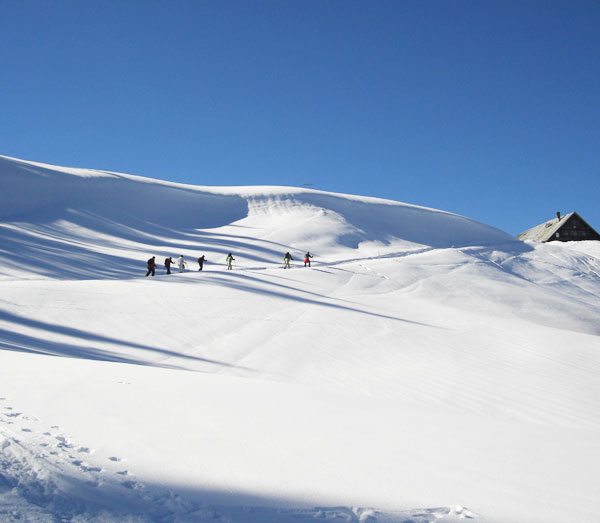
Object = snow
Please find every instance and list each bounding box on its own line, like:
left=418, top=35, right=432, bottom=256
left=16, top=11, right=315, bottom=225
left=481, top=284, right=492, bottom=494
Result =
left=1, top=155, right=599, bottom=522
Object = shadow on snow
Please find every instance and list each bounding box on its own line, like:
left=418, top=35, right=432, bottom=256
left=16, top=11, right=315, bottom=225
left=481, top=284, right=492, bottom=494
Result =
left=0, top=309, right=251, bottom=372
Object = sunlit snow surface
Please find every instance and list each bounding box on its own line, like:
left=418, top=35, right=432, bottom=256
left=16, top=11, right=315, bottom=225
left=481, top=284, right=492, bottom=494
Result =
left=1, top=155, right=599, bottom=522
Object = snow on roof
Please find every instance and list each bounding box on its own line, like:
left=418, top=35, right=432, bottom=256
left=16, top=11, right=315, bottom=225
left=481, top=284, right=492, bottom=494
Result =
left=517, top=212, right=575, bottom=242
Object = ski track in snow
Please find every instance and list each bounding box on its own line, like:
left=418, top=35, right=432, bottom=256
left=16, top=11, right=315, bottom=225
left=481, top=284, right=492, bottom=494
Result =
left=0, top=398, right=482, bottom=522
left=0, top=398, right=146, bottom=521
left=1, top=243, right=599, bottom=521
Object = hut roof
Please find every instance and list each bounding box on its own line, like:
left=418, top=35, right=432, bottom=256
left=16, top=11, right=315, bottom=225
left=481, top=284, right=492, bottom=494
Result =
left=518, top=212, right=575, bottom=242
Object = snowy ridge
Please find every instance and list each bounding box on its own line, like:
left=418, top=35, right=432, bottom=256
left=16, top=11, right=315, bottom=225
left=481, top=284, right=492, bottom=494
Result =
left=1, top=155, right=600, bottom=522
left=0, top=154, right=513, bottom=281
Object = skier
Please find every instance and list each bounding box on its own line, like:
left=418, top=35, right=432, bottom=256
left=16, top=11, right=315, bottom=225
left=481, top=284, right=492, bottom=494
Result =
left=177, top=255, right=186, bottom=273
left=304, top=252, right=313, bottom=267
left=283, top=252, right=293, bottom=269
left=164, top=256, right=174, bottom=275
left=145, top=256, right=156, bottom=277
left=197, top=255, right=206, bottom=271
left=226, top=253, right=235, bottom=270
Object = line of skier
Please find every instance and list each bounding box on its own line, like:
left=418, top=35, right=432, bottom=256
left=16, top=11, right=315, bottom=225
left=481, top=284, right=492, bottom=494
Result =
left=145, top=254, right=205, bottom=277
left=145, top=251, right=313, bottom=277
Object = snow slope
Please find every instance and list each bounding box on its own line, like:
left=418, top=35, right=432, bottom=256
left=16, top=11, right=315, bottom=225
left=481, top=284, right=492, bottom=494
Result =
left=0, top=155, right=512, bottom=281
left=1, top=155, right=599, bottom=522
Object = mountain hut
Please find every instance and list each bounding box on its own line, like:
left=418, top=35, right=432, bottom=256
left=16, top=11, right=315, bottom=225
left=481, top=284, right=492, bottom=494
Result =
left=518, top=212, right=600, bottom=242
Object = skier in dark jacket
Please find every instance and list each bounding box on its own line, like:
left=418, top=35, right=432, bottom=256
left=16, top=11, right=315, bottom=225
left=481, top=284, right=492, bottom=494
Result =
left=197, top=255, right=206, bottom=271
left=145, top=256, right=156, bottom=277
left=304, top=252, right=313, bottom=267
left=164, top=257, right=174, bottom=275
left=283, top=252, right=293, bottom=269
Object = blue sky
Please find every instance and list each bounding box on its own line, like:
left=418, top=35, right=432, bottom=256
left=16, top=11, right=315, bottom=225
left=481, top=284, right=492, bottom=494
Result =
left=2, top=1, right=599, bottom=235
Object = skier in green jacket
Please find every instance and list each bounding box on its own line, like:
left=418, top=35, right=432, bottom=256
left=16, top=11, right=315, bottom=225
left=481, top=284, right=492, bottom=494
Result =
left=283, top=252, right=293, bottom=269
left=226, top=253, right=235, bottom=270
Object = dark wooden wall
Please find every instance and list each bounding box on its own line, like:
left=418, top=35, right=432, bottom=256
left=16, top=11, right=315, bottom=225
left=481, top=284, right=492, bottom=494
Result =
left=549, top=214, right=600, bottom=242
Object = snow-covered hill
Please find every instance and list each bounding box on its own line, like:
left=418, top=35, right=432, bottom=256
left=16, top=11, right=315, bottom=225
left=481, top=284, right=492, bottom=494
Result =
left=1, top=155, right=599, bottom=523
left=0, top=154, right=515, bottom=281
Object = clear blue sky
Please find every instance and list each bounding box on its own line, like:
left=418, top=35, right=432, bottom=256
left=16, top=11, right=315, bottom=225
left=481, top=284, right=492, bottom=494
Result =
left=2, top=1, right=599, bottom=235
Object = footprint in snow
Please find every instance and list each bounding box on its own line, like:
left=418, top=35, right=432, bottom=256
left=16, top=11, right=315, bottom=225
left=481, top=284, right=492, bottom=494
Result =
left=109, top=456, right=121, bottom=462
left=55, top=436, right=73, bottom=449
left=82, top=465, right=102, bottom=473
left=21, top=428, right=32, bottom=433
left=78, top=446, right=91, bottom=454
left=72, top=459, right=102, bottom=473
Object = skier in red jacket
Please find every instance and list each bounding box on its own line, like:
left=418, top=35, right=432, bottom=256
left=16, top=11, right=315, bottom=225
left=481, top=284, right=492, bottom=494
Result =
left=164, top=257, right=174, bottom=275
left=145, top=256, right=156, bottom=277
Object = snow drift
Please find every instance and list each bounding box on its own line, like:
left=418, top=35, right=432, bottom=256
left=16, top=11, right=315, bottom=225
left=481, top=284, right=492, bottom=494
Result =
left=1, top=155, right=599, bottom=523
